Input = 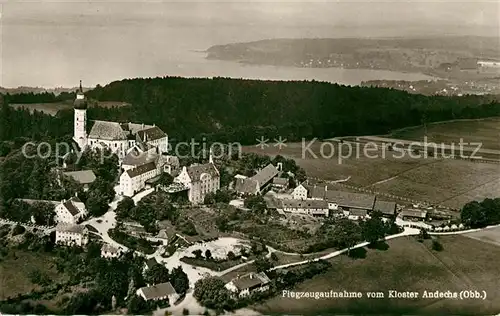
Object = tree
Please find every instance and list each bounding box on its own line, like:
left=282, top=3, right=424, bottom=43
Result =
left=145, top=263, right=170, bottom=285
left=86, top=194, right=109, bottom=217
left=362, top=215, right=386, bottom=245
left=254, top=257, right=272, bottom=273
left=192, top=249, right=203, bottom=259
left=12, top=224, right=25, bottom=235
left=270, top=252, right=278, bottom=262
left=244, top=195, right=266, bottom=213
left=461, top=201, right=486, bottom=228
left=127, top=294, right=148, bottom=314
left=418, top=229, right=430, bottom=241
left=193, top=277, right=234, bottom=311
left=31, top=201, right=56, bottom=226
left=205, top=249, right=212, bottom=260
left=158, top=172, right=174, bottom=187
left=204, top=192, right=217, bottom=205
left=226, top=251, right=236, bottom=261
left=332, top=218, right=362, bottom=254
left=116, top=196, right=135, bottom=218
left=170, top=266, right=189, bottom=295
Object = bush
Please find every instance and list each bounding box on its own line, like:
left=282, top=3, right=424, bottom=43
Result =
left=12, top=225, right=26, bottom=236
left=432, top=240, right=443, bottom=251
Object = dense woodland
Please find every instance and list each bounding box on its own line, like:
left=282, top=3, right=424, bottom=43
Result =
left=1, top=77, right=500, bottom=146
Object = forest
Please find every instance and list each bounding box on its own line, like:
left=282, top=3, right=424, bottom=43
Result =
left=1, top=76, right=500, bottom=147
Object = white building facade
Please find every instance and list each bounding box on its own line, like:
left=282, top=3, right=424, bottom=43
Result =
left=54, top=197, right=87, bottom=224
left=55, top=224, right=88, bottom=247
left=174, top=159, right=220, bottom=204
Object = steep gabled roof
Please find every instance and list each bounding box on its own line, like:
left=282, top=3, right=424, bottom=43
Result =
left=122, top=148, right=158, bottom=167
left=137, top=126, right=167, bottom=141
left=139, top=282, right=177, bottom=300
left=56, top=223, right=86, bottom=234
left=400, top=209, right=427, bottom=219
left=273, top=177, right=289, bottom=186
left=88, top=121, right=128, bottom=141
left=349, top=209, right=368, bottom=217
left=280, top=199, right=328, bottom=209
left=62, top=197, right=84, bottom=216
left=63, top=170, right=96, bottom=185
left=251, top=164, right=278, bottom=188
left=373, top=200, right=397, bottom=216
left=309, top=185, right=327, bottom=199
left=186, top=163, right=219, bottom=181
left=234, top=177, right=259, bottom=195
left=231, top=272, right=270, bottom=291
left=145, top=258, right=158, bottom=270
left=125, top=161, right=157, bottom=178
left=324, top=190, right=375, bottom=210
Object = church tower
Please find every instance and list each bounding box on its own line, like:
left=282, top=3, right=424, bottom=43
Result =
left=73, top=80, right=88, bottom=150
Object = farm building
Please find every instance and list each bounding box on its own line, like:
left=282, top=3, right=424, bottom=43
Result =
left=347, top=209, right=368, bottom=221
left=234, top=163, right=279, bottom=196
left=55, top=223, right=88, bottom=247
left=234, top=177, right=259, bottom=196
left=373, top=200, right=397, bottom=217
left=272, top=177, right=289, bottom=190
left=292, top=183, right=308, bottom=200
left=278, top=199, right=329, bottom=217
left=400, top=209, right=427, bottom=221
left=136, top=282, right=179, bottom=304
left=63, top=170, right=96, bottom=191
left=324, top=190, right=376, bottom=212
left=225, top=272, right=271, bottom=298
left=101, top=244, right=122, bottom=259
left=251, top=163, right=279, bottom=192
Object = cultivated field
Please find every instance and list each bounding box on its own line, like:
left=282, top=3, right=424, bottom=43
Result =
left=254, top=235, right=500, bottom=315
left=243, top=141, right=500, bottom=209
left=464, top=226, right=500, bottom=247
left=390, top=117, right=500, bottom=151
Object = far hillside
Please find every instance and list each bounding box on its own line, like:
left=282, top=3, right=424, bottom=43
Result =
left=1, top=76, right=500, bottom=145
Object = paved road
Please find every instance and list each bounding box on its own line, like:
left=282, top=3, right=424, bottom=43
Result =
left=269, top=227, right=420, bottom=271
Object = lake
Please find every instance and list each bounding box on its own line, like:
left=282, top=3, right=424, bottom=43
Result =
left=4, top=17, right=437, bottom=88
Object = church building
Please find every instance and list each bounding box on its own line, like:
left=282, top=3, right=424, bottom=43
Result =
left=72, top=81, right=169, bottom=159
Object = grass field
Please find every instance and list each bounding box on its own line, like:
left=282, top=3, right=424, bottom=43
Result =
left=254, top=235, right=500, bottom=315
left=391, top=117, right=500, bottom=151
left=0, top=250, right=65, bottom=300
left=464, top=226, right=500, bottom=247
left=243, top=140, right=499, bottom=209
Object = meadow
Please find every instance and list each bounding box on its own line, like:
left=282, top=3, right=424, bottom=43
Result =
left=243, top=140, right=499, bottom=209
left=390, top=117, right=500, bottom=151
left=254, top=235, right=500, bottom=315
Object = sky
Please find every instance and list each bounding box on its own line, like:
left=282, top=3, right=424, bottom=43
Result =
left=1, top=0, right=498, bottom=87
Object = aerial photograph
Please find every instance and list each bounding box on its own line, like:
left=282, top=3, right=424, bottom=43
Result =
left=0, top=0, right=499, bottom=315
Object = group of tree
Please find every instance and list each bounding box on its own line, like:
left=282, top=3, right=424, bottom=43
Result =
left=193, top=277, right=235, bottom=312
left=115, top=192, right=179, bottom=234
left=4, top=200, right=56, bottom=225
left=203, top=189, right=233, bottom=205
left=243, top=195, right=267, bottom=213
left=460, top=198, right=500, bottom=228
left=144, top=263, right=189, bottom=295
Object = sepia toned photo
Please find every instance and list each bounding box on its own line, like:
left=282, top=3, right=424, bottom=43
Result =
left=0, top=1, right=499, bottom=315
